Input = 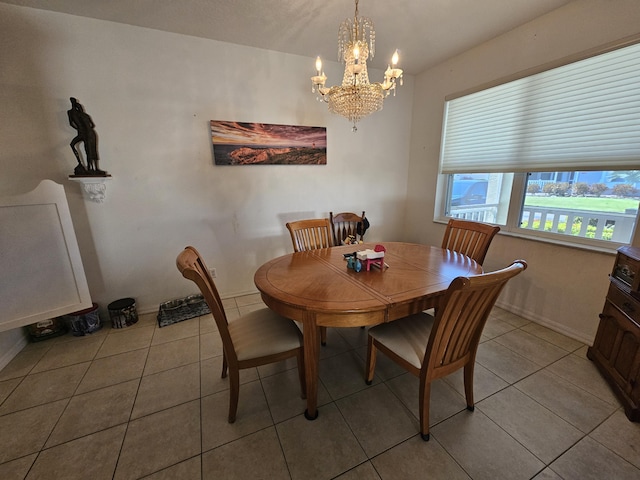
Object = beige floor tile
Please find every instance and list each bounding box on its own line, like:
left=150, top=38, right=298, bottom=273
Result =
left=199, top=331, right=223, bottom=360
left=199, top=313, right=217, bottom=333
left=221, top=297, right=238, bottom=310
left=27, top=424, right=126, bottom=480
left=262, top=367, right=331, bottom=424
left=143, top=335, right=199, bottom=376
left=442, top=362, right=509, bottom=402
left=201, top=380, right=273, bottom=451
left=355, top=345, right=407, bottom=381
left=493, top=329, right=568, bottom=367
left=45, top=380, right=138, bottom=447
left=234, top=293, right=262, bottom=306
left=590, top=410, right=640, bottom=469
left=549, top=436, right=640, bottom=479
left=372, top=436, right=470, bottom=480
left=520, top=322, right=584, bottom=352
left=319, top=329, right=355, bottom=359
left=256, top=355, right=299, bottom=378
left=143, top=456, right=201, bottom=479
left=482, top=316, right=517, bottom=340
left=30, top=336, right=104, bottom=373
left=96, top=326, right=154, bottom=358
left=475, top=340, right=541, bottom=384
left=0, top=399, right=67, bottom=464
left=336, top=326, right=370, bottom=349
left=76, top=348, right=147, bottom=394
left=238, top=303, right=266, bottom=316
left=319, top=350, right=371, bottom=400
left=0, top=346, right=49, bottom=381
left=492, top=308, right=530, bottom=327
left=277, top=403, right=367, bottom=480
left=115, top=400, right=201, bottom=480
left=200, top=356, right=259, bottom=394
left=432, top=409, right=545, bottom=480
left=151, top=317, right=199, bottom=345
left=477, top=386, right=583, bottom=464
left=334, top=462, right=382, bottom=480
left=515, top=369, right=618, bottom=433
left=545, top=353, right=620, bottom=406
left=202, top=427, right=290, bottom=479
left=0, top=362, right=88, bottom=415
left=386, top=374, right=467, bottom=427
left=132, top=363, right=200, bottom=419
left=532, top=468, right=563, bottom=479
left=0, top=377, right=21, bottom=405
left=225, top=307, right=241, bottom=322
left=337, top=383, right=417, bottom=457
left=0, top=453, right=37, bottom=479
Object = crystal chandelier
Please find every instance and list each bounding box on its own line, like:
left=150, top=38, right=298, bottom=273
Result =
left=311, top=0, right=403, bottom=132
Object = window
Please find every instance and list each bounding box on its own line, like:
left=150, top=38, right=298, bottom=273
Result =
left=437, top=39, right=640, bottom=249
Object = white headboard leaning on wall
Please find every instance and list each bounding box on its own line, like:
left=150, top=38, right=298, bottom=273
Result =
left=0, top=180, right=92, bottom=333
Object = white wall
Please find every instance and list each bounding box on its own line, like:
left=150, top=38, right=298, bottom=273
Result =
left=406, top=0, right=640, bottom=344
left=0, top=2, right=414, bottom=335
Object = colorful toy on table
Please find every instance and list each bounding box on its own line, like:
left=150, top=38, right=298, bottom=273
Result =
left=356, top=244, right=387, bottom=271
left=346, top=252, right=362, bottom=272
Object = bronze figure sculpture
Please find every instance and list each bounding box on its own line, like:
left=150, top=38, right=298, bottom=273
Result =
left=68, top=97, right=107, bottom=176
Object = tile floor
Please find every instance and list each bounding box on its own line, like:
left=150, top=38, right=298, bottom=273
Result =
left=1, top=293, right=639, bottom=479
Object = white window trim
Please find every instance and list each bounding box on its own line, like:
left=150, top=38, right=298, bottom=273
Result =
left=435, top=172, right=640, bottom=254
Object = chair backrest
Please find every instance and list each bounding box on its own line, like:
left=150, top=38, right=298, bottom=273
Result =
left=330, top=211, right=366, bottom=245
left=423, top=260, right=527, bottom=381
left=441, top=218, right=500, bottom=265
left=176, top=246, right=236, bottom=362
left=286, top=218, right=333, bottom=252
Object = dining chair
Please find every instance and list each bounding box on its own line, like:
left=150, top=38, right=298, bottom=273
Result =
left=285, top=218, right=334, bottom=345
left=365, top=259, right=527, bottom=440
left=441, top=218, right=500, bottom=265
left=286, top=218, right=334, bottom=252
left=176, top=246, right=305, bottom=423
left=329, top=211, right=367, bottom=245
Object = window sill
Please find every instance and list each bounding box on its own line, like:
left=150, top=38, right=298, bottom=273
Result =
left=434, top=218, right=620, bottom=255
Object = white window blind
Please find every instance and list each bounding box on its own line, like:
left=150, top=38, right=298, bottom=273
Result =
left=440, top=41, right=640, bottom=174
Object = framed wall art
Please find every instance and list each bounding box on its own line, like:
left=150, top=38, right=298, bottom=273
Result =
left=210, top=121, right=327, bottom=165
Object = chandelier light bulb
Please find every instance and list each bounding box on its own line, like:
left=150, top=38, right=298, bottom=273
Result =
left=392, top=49, right=399, bottom=66
left=353, top=45, right=360, bottom=64
left=315, top=56, right=323, bottom=75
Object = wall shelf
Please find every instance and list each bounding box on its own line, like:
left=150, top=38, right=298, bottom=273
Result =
left=68, top=175, right=112, bottom=203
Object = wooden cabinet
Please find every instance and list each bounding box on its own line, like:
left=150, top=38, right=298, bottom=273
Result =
left=588, top=246, right=640, bottom=421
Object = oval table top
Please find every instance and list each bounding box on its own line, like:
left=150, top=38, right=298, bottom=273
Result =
left=254, top=242, right=483, bottom=327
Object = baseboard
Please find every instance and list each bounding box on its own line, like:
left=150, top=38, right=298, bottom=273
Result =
left=0, top=330, right=29, bottom=371
left=494, top=300, right=595, bottom=346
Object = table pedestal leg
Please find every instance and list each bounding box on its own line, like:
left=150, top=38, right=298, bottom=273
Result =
left=302, top=313, right=319, bottom=420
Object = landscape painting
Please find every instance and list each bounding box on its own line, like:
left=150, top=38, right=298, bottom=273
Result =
left=211, top=121, right=327, bottom=165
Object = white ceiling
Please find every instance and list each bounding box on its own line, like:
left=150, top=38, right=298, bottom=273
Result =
left=1, top=0, right=574, bottom=75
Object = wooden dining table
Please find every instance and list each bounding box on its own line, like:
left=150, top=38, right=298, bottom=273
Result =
left=253, top=241, right=483, bottom=419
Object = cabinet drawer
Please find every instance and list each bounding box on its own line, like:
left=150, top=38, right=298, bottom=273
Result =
left=607, top=284, right=640, bottom=326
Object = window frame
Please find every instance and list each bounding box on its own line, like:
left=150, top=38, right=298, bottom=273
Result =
left=435, top=35, right=640, bottom=253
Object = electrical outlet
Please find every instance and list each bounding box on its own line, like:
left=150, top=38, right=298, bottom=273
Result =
left=209, top=268, right=217, bottom=278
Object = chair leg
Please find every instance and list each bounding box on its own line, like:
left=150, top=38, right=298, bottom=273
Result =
left=320, top=326, right=327, bottom=346
left=463, top=363, right=475, bottom=410
left=296, top=350, right=307, bottom=399
left=221, top=352, right=228, bottom=379
left=365, top=336, right=377, bottom=385
left=419, top=377, right=432, bottom=441
left=228, top=368, right=240, bottom=423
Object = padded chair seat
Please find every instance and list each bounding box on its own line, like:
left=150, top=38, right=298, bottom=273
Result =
left=368, top=312, right=434, bottom=369
left=229, top=308, right=303, bottom=361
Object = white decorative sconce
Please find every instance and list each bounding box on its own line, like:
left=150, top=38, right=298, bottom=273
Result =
left=68, top=175, right=112, bottom=203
